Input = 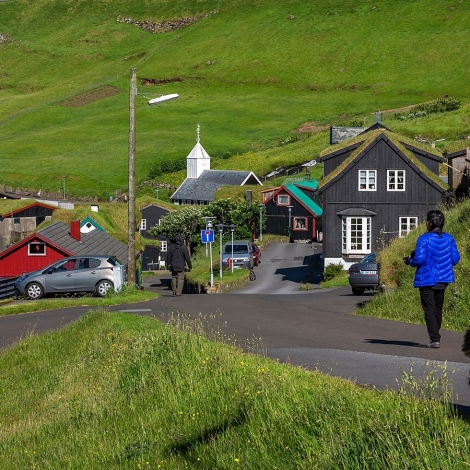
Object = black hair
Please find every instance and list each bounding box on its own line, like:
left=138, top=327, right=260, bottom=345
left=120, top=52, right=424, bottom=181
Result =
left=426, top=210, right=445, bottom=236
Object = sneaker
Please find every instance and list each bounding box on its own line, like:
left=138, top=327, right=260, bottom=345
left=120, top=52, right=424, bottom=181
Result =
left=426, top=341, right=440, bottom=348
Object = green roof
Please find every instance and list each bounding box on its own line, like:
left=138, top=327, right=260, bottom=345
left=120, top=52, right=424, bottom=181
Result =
left=80, top=216, right=105, bottom=232
left=284, top=183, right=322, bottom=216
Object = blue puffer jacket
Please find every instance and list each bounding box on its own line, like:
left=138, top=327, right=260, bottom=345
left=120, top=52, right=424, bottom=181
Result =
left=409, top=231, right=460, bottom=287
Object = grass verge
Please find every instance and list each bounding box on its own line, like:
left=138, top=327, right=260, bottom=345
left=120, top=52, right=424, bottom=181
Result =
left=0, top=309, right=468, bottom=468
left=0, top=286, right=157, bottom=317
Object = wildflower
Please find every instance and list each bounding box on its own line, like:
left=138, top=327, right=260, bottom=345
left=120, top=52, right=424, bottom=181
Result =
left=235, top=458, right=240, bottom=463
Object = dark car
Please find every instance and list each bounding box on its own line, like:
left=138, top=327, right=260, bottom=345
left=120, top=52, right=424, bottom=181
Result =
left=14, top=255, right=124, bottom=300
left=348, top=253, right=379, bottom=295
left=251, top=243, right=261, bottom=266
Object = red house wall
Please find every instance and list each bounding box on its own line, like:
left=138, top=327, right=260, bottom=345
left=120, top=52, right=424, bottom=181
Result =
left=0, top=241, right=68, bottom=277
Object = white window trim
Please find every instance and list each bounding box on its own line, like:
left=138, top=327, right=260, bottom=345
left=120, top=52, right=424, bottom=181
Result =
left=342, top=216, right=371, bottom=254
left=277, top=194, right=290, bottom=206
left=140, top=219, right=147, bottom=231
left=358, top=170, right=377, bottom=191
left=387, top=169, right=406, bottom=191
left=28, top=242, right=46, bottom=256
left=399, top=216, right=418, bottom=237
left=161, top=241, right=168, bottom=252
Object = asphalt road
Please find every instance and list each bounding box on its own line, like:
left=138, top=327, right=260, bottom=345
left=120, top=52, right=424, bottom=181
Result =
left=1, top=242, right=469, bottom=412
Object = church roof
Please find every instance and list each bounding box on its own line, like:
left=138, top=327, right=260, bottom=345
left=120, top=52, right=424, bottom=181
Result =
left=171, top=170, right=262, bottom=202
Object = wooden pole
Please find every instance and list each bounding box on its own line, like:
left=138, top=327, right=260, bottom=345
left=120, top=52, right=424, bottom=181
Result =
left=128, top=68, right=137, bottom=286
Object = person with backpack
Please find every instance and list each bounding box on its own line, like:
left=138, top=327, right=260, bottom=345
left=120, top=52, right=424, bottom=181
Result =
left=167, top=234, right=192, bottom=296
left=403, top=210, right=460, bottom=348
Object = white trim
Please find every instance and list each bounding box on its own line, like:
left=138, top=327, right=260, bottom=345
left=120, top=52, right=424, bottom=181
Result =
left=342, top=216, right=371, bottom=254
left=387, top=169, right=405, bottom=191
left=399, top=216, right=418, bottom=237
left=358, top=170, right=376, bottom=191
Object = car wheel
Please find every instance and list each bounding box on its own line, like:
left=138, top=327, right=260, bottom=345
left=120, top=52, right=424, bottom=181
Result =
left=96, top=280, right=113, bottom=297
left=352, top=287, right=365, bottom=296
left=26, top=282, right=44, bottom=300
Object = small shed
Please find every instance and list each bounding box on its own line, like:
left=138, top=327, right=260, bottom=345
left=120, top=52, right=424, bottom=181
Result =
left=263, top=180, right=322, bottom=242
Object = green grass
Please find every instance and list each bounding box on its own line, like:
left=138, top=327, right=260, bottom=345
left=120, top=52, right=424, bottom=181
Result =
left=1, top=0, right=470, bottom=197
left=0, top=286, right=158, bottom=317
left=186, top=244, right=251, bottom=291
left=356, top=198, right=470, bottom=332
left=0, top=309, right=468, bottom=468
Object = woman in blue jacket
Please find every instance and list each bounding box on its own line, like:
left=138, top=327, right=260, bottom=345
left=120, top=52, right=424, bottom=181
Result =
left=404, top=210, right=460, bottom=348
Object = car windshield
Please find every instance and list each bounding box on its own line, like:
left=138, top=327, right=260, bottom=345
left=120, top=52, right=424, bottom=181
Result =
left=224, top=245, right=249, bottom=254
left=361, top=253, right=376, bottom=263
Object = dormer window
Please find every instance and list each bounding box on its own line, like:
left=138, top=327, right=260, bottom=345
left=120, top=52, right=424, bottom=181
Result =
left=358, top=170, right=376, bottom=191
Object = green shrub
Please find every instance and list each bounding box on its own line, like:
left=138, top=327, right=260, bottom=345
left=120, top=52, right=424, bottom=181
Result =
left=323, top=263, right=344, bottom=281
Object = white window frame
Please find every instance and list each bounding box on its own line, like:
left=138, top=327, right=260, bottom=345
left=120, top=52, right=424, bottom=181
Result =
left=399, top=216, right=418, bottom=237
left=140, top=219, right=147, bottom=231
left=388, top=170, right=405, bottom=191
left=277, top=194, right=290, bottom=206
left=358, top=170, right=377, bottom=191
left=342, top=216, right=371, bottom=254
left=28, top=242, right=46, bottom=256
left=160, top=241, right=168, bottom=252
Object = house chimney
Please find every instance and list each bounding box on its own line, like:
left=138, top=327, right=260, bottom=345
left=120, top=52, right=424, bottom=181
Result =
left=70, top=220, right=81, bottom=241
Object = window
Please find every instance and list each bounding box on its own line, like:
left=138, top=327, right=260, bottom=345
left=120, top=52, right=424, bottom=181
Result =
left=293, top=216, right=308, bottom=231
left=161, top=241, right=168, bottom=252
left=140, top=219, right=147, bottom=231
left=342, top=217, right=371, bottom=254
left=28, top=242, right=46, bottom=256
left=388, top=170, right=405, bottom=191
left=358, top=170, right=376, bottom=191
left=277, top=194, right=290, bottom=205
left=399, top=216, right=418, bottom=236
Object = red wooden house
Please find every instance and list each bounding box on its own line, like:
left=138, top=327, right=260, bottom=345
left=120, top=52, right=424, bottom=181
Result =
left=0, top=220, right=129, bottom=277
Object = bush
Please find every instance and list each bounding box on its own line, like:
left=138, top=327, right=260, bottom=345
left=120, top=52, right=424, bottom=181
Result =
left=323, top=263, right=344, bottom=281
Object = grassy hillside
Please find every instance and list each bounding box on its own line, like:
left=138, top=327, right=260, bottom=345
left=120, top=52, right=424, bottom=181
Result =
left=1, top=0, right=470, bottom=198
left=358, top=197, right=470, bottom=332
left=1, top=309, right=469, bottom=468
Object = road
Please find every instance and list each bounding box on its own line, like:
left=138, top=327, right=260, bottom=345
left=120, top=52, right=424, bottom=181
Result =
left=1, top=241, right=469, bottom=412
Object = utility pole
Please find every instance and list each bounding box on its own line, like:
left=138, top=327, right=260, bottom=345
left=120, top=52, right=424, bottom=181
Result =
left=127, top=68, right=137, bottom=286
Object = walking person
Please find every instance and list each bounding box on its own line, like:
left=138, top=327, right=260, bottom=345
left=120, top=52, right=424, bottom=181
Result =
left=167, top=234, right=192, bottom=296
left=404, top=210, right=460, bottom=348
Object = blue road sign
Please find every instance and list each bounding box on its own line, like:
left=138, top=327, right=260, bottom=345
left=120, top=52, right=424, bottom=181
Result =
left=201, top=229, right=215, bottom=243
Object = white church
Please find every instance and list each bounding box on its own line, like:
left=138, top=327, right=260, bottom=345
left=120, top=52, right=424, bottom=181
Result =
left=170, top=125, right=262, bottom=205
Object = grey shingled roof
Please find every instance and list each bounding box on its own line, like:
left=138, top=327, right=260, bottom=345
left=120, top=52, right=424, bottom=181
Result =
left=38, top=222, right=130, bottom=265
left=171, top=170, right=261, bottom=202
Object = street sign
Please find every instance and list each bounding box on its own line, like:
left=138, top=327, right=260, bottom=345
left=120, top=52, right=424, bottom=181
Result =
left=201, top=229, right=215, bottom=243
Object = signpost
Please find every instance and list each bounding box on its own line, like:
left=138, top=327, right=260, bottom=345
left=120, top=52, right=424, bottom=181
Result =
left=201, top=227, right=215, bottom=286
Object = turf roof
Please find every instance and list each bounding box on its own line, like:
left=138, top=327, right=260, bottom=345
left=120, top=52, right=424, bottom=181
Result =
left=318, top=130, right=448, bottom=191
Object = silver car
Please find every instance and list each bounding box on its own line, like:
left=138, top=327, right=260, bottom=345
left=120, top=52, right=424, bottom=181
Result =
left=14, top=255, right=123, bottom=300
left=222, top=240, right=254, bottom=270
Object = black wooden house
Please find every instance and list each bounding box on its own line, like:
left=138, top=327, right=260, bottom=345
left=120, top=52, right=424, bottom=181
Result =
left=263, top=180, right=322, bottom=242
left=317, top=130, right=448, bottom=268
left=139, top=203, right=170, bottom=270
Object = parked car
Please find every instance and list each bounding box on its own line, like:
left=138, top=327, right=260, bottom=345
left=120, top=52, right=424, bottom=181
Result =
left=14, top=255, right=124, bottom=300
left=251, top=243, right=261, bottom=266
left=222, top=240, right=254, bottom=270
left=348, top=253, right=379, bottom=295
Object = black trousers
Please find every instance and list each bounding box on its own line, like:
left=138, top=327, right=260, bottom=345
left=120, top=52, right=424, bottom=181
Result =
left=419, top=286, right=446, bottom=343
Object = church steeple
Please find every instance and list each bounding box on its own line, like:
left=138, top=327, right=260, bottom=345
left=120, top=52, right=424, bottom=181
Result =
left=186, top=124, right=211, bottom=179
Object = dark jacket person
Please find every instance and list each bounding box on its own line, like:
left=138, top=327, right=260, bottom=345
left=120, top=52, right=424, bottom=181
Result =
left=167, top=234, right=192, bottom=296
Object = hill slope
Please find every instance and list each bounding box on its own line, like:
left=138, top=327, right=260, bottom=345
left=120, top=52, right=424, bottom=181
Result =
left=0, top=0, right=469, bottom=197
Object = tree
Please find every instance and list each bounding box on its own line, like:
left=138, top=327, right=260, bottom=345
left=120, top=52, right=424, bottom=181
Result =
left=148, top=206, right=204, bottom=253
left=148, top=200, right=263, bottom=253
